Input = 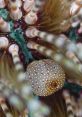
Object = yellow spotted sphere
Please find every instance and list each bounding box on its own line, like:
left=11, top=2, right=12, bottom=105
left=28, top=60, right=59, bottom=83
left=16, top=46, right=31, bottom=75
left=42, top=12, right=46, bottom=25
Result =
left=26, top=59, right=65, bottom=96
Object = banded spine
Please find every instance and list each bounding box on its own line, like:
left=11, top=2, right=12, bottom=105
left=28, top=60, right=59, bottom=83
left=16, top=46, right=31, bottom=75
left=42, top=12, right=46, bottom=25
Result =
left=66, top=50, right=82, bottom=74
left=23, top=0, right=34, bottom=13
left=9, top=44, right=25, bottom=82
left=70, top=8, right=82, bottom=27
left=26, top=27, right=82, bottom=61
left=0, top=81, right=25, bottom=111
left=24, top=0, right=45, bottom=25
left=71, top=96, right=82, bottom=117
left=63, top=90, right=74, bottom=117
left=8, top=44, right=49, bottom=117
left=0, top=97, right=13, bottom=117
left=70, top=1, right=80, bottom=16
left=27, top=41, right=82, bottom=80
left=66, top=51, right=80, bottom=64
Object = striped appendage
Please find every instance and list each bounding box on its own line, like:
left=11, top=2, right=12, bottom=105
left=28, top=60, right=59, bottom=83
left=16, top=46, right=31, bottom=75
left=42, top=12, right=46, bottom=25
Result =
left=70, top=1, right=80, bottom=16
left=8, top=44, right=50, bottom=117
left=27, top=41, right=82, bottom=81
left=63, top=90, right=74, bottom=117
left=0, top=97, right=13, bottom=117
left=71, top=96, right=82, bottom=117
left=0, top=81, right=25, bottom=111
left=27, top=42, right=82, bottom=73
left=70, top=7, right=82, bottom=26
left=26, top=27, right=82, bottom=61
left=8, top=44, right=25, bottom=82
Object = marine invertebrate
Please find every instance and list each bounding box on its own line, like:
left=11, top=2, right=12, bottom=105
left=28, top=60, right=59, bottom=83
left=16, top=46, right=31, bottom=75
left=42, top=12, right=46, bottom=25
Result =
left=0, top=0, right=82, bottom=117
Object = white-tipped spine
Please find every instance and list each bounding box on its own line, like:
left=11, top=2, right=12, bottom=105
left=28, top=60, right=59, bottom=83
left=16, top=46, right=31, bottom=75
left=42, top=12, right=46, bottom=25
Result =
left=24, top=11, right=38, bottom=24
left=0, top=0, right=6, bottom=8
left=0, top=37, right=9, bottom=48
left=8, top=0, right=22, bottom=8
left=8, top=44, right=26, bottom=82
left=23, top=0, right=34, bottom=12
left=25, top=27, right=39, bottom=38
left=70, top=1, right=80, bottom=16
left=32, top=0, right=45, bottom=13
left=0, top=17, right=10, bottom=32
left=10, top=7, right=22, bottom=21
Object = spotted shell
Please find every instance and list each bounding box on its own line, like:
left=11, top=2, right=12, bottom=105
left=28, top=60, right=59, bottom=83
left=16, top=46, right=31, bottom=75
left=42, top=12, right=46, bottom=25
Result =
left=26, top=59, right=65, bottom=96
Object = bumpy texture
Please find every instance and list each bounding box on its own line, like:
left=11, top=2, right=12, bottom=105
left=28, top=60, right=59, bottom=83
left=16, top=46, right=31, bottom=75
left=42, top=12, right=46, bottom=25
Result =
left=26, top=59, right=65, bottom=96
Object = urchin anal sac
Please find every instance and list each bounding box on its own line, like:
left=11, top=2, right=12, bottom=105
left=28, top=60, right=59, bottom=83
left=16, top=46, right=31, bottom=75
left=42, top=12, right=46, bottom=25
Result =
left=26, top=59, right=65, bottom=96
